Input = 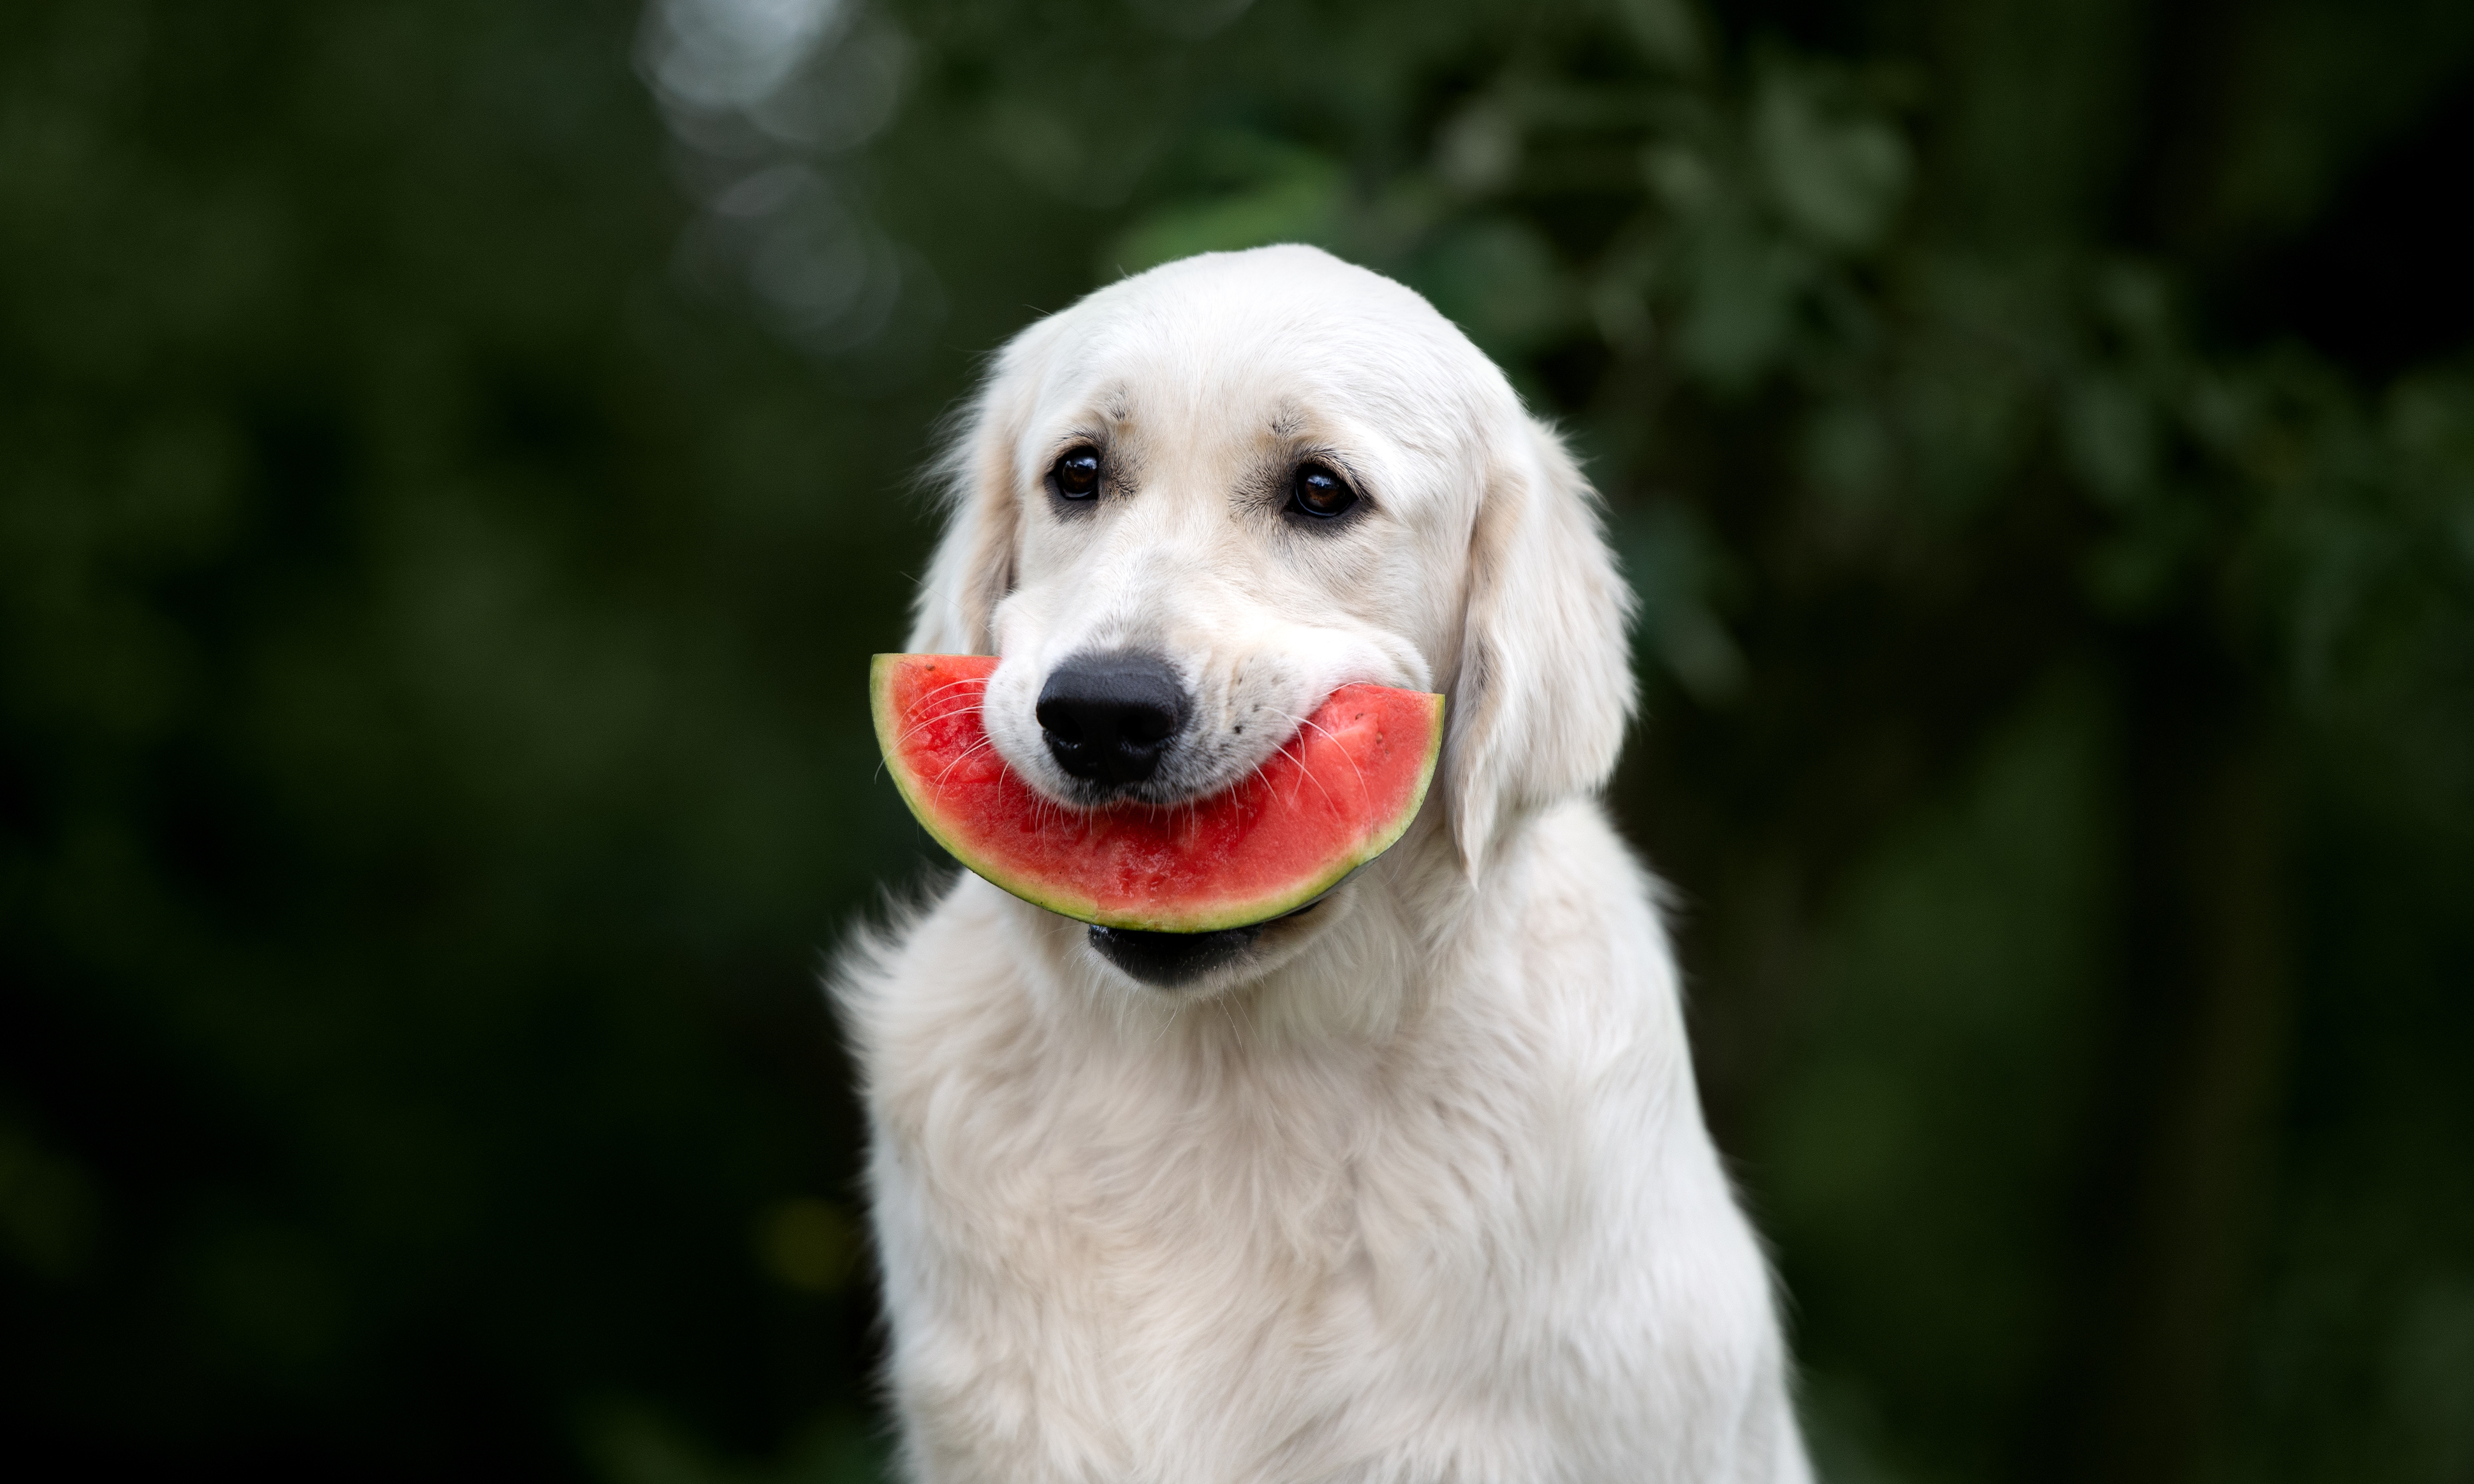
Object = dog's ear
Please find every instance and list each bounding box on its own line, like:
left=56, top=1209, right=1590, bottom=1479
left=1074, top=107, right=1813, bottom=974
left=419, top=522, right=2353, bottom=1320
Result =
left=905, top=344, right=1043, bottom=656
left=1443, top=418, right=1638, bottom=875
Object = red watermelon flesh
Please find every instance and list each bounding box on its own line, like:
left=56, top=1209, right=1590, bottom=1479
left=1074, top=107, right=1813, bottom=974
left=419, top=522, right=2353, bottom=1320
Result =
left=871, top=653, right=1445, bottom=933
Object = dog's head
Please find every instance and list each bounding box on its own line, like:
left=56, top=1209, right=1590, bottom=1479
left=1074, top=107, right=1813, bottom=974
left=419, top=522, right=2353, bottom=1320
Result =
left=910, top=246, right=1634, bottom=992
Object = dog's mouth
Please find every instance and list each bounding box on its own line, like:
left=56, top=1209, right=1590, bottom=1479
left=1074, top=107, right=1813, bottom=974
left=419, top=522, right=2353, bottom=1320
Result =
left=1084, top=897, right=1324, bottom=989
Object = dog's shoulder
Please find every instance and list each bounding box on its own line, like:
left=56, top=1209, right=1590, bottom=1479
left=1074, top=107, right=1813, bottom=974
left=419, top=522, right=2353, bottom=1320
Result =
left=831, top=872, right=1046, bottom=1123
left=1466, top=799, right=1684, bottom=1041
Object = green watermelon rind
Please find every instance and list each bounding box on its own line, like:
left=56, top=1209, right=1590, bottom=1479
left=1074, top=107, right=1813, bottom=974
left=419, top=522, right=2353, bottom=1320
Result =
left=870, top=653, right=1444, bottom=934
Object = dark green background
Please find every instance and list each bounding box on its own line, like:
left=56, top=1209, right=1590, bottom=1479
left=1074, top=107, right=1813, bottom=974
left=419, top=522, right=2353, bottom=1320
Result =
left=4, top=1, right=2470, bottom=1479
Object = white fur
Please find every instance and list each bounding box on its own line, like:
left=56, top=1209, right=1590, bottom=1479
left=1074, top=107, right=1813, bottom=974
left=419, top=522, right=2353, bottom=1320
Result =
left=840, top=245, right=1810, bottom=1483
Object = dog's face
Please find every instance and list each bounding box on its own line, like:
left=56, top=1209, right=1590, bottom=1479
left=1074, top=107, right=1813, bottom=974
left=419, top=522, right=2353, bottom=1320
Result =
left=911, top=247, right=1635, bottom=994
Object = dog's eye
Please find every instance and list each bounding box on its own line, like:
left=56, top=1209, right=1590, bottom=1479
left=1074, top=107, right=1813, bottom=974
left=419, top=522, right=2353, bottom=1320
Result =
left=1051, top=447, right=1102, bottom=500
left=1289, top=463, right=1358, bottom=519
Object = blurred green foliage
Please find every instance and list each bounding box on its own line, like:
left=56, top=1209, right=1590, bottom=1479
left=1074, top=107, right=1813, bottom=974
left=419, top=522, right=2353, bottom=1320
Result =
left=4, top=1, right=2472, bottom=1481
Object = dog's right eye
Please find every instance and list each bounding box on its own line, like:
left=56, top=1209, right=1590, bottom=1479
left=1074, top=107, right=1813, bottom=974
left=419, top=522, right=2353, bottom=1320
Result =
left=1051, top=448, right=1101, bottom=500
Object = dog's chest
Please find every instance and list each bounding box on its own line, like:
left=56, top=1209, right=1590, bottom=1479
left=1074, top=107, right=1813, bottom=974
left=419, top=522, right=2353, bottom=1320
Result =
left=878, top=1024, right=1564, bottom=1474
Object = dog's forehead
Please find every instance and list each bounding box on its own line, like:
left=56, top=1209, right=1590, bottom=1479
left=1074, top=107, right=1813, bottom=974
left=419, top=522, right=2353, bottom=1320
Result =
left=1023, top=248, right=1504, bottom=453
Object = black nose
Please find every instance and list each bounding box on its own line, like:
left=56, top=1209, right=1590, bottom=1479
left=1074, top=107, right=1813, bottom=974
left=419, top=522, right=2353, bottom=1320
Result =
left=1036, top=652, right=1189, bottom=786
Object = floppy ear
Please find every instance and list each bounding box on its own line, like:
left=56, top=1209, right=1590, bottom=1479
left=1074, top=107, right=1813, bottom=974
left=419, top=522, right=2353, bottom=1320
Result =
left=1443, top=418, right=1638, bottom=875
left=904, top=342, right=1042, bottom=656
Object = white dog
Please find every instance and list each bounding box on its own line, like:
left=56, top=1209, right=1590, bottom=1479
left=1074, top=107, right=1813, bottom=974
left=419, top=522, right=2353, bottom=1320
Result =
left=839, top=244, right=1810, bottom=1483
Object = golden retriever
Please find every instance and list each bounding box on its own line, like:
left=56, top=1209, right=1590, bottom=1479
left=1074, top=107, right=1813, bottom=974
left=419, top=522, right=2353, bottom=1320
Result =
left=840, top=244, right=1810, bottom=1483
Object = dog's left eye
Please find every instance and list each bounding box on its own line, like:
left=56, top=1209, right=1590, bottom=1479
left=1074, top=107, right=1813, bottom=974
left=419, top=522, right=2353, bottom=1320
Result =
left=1289, top=463, right=1359, bottom=519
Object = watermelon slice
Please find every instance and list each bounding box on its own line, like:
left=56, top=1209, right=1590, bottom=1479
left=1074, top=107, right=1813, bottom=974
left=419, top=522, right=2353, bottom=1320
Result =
left=871, top=653, right=1444, bottom=933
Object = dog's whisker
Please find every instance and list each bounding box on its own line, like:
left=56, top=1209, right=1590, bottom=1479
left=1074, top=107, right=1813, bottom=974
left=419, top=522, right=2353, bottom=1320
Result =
left=1266, top=733, right=1336, bottom=814
left=1146, top=992, right=1185, bottom=1052
left=1211, top=991, right=1245, bottom=1054
left=932, top=735, right=999, bottom=790
left=880, top=695, right=994, bottom=784
left=1294, top=716, right=1367, bottom=800
left=1287, top=745, right=1338, bottom=815
left=1260, top=707, right=1366, bottom=809
left=892, top=698, right=992, bottom=751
